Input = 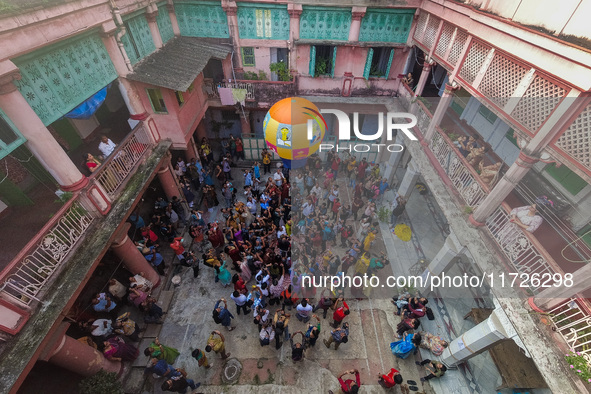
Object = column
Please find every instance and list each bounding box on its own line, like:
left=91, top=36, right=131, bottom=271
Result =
left=423, top=82, right=459, bottom=141
left=414, top=60, right=433, bottom=97
left=288, top=4, right=302, bottom=73
left=100, top=21, right=132, bottom=75
left=118, top=78, right=148, bottom=120
left=222, top=1, right=241, bottom=70
left=441, top=307, right=510, bottom=365
left=0, top=63, right=88, bottom=191
left=383, top=134, right=404, bottom=183
left=157, top=164, right=182, bottom=201
left=470, top=151, right=538, bottom=225
left=396, top=159, right=421, bottom=200
left=348, top=7, right=366, bottom=42
left=185, top=136, right=199, bottom=163
left=470, top=90, right=587, bottom=225
left=288, top=4, right=303, bottom=41
left=167, top=1, right=181, bottom=36
left=111, top=223, right=160, bottom=287
left=146, top=7, right=163, bottom=50
left=531, top=263, right=591, bottom=311
left=47, top=333, right=121, bottom=376
left=239, top=110, right=251, bottom=134
left=100, top=22, right=148, bottom=120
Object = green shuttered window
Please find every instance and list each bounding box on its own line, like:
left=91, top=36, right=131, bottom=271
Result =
left=175, top=1, right=230, bottom=38
left=0, top=109, right=26, bottom=160
left=237, top=4, right=289, bottom=40
left=309, top=46, right=337, bottom=77
left=359, top=9, right=415, bottom=43
left=157, top=6, right=175, bottom=44
left=300, top=7, right=351, bottom=41
left=364, top=47, right=394, bottom=79
left=13, top=34, right=118, bottom=126
left=122, top=14, right=156, bottom=64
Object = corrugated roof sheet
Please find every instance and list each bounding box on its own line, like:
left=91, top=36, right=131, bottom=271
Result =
left=127, top=37, right=231, bottom=91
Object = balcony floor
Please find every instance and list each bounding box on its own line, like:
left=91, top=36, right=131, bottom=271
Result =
left=0, top=183, right=62, bottom=271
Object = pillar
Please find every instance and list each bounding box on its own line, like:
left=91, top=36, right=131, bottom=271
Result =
left=414, top=61, right=433, bottom=97
left=100, top=22, right=148, bottom=120
left=100, top=21, right=132, bottom=76
left=185, top=136, right=199, bottom=163
left=167, top=1, right=181, bottom=36
left=428, top=234, right=462, bottom=274
left=117, top=78, right=148, bottom=119
left=397, top=159, right=421, bottom=200
left=348, top=7, right=366, bottom=42
left=288, top=4, right=303, bottom=41
left=111, top=224, right=160, bottom=287
left=531, top=263, right=591, bottom=311
left=288, top=4, right=302, bottom=73
left=0, top=63, right=88, bottom=191
left=441, top=307, right=510, bottom=365
left=47, top=333, right=120, bottom=376
left=383, top=134, right=405, bottom=183
left=222, top=1, right=241, bottom=70
left=146, top=7, right=163, bottom=50
left=157, top=164, right=182, bottom=201
left=470, top=151, right=538, bottom=225
left=470, top=90, right=587, bottom=225
left=423, top=82, right=459, bottom=141
left=239, top=110, right=251, bottom=134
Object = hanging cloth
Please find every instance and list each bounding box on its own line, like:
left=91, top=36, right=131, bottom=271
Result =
left=64, top=86, right=108, bottom=119
left=231, top=88, right=247, bottom=106
left=218, top=87, right=235, bottom=105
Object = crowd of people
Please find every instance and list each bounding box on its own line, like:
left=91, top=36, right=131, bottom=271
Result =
left=76, top=136, right=450, bottom=392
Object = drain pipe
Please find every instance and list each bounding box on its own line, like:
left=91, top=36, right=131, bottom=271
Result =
left=230, top=50, right=247, bottom=122
left=109, top=0, right=133, bottom=72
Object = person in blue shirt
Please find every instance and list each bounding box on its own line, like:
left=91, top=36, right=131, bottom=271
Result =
left=213, top=298, right=235, bottom=331
left=244, top=169, right=253, bottom=187
left=144, top=246, right=165, bottom=275
left=92, top=293, right=116, bottom=313
left=253, top=162, right=261, bottom=180
left=145, top=358, right=181, bottom=378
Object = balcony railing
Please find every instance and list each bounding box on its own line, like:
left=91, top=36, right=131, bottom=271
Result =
left=485, top=205, right=563, bottom=286
left=548, top=298, right=591, bottom=360
left=0, top=195, right=96, bottom=307
left=415, top=98, right=565, bottom=293
left=93, top=123, right=153, bottom=198
left=430, top=127, right=489, bottom=208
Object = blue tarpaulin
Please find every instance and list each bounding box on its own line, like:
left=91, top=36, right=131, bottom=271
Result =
left=64, top=87, right=107, bottom=119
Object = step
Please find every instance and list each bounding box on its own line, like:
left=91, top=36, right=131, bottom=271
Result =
left=132, top=337, right=153, bottom=368
left=158, top=290, right=174, bottom=313
left=142, top=323, right=162, bottom=338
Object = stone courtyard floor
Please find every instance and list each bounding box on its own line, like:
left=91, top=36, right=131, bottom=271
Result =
left=122, top=161, right=526, bottom=394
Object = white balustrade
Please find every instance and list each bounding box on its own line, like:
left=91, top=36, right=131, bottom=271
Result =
left=429, top=131, right=487, bottom=207
left=548, top=298, right=591, bottom=359
left=95, top=124, right=153, bottom=198
left=0, top=197, right=95, bottom=306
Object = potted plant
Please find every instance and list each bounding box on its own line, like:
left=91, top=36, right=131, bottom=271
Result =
left=79, top=370, right=123, bottom=394
left=270, top=61, right=292, bottom=82
left=565, top=351, right=591, bottom=384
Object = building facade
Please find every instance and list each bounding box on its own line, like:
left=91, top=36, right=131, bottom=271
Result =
left=0, top=0, right=590, bottom=392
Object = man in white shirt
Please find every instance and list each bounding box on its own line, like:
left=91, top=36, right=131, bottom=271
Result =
left=296, top=299, right=313, bottom=323
left=98, top=135, right=117, bottom=158
left=273, top=168, right=284, bottom=187
left=231, top=290, right=250, bottom=315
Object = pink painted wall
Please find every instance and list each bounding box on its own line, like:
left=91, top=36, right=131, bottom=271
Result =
left=242, top=46, right=271, bottom=76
